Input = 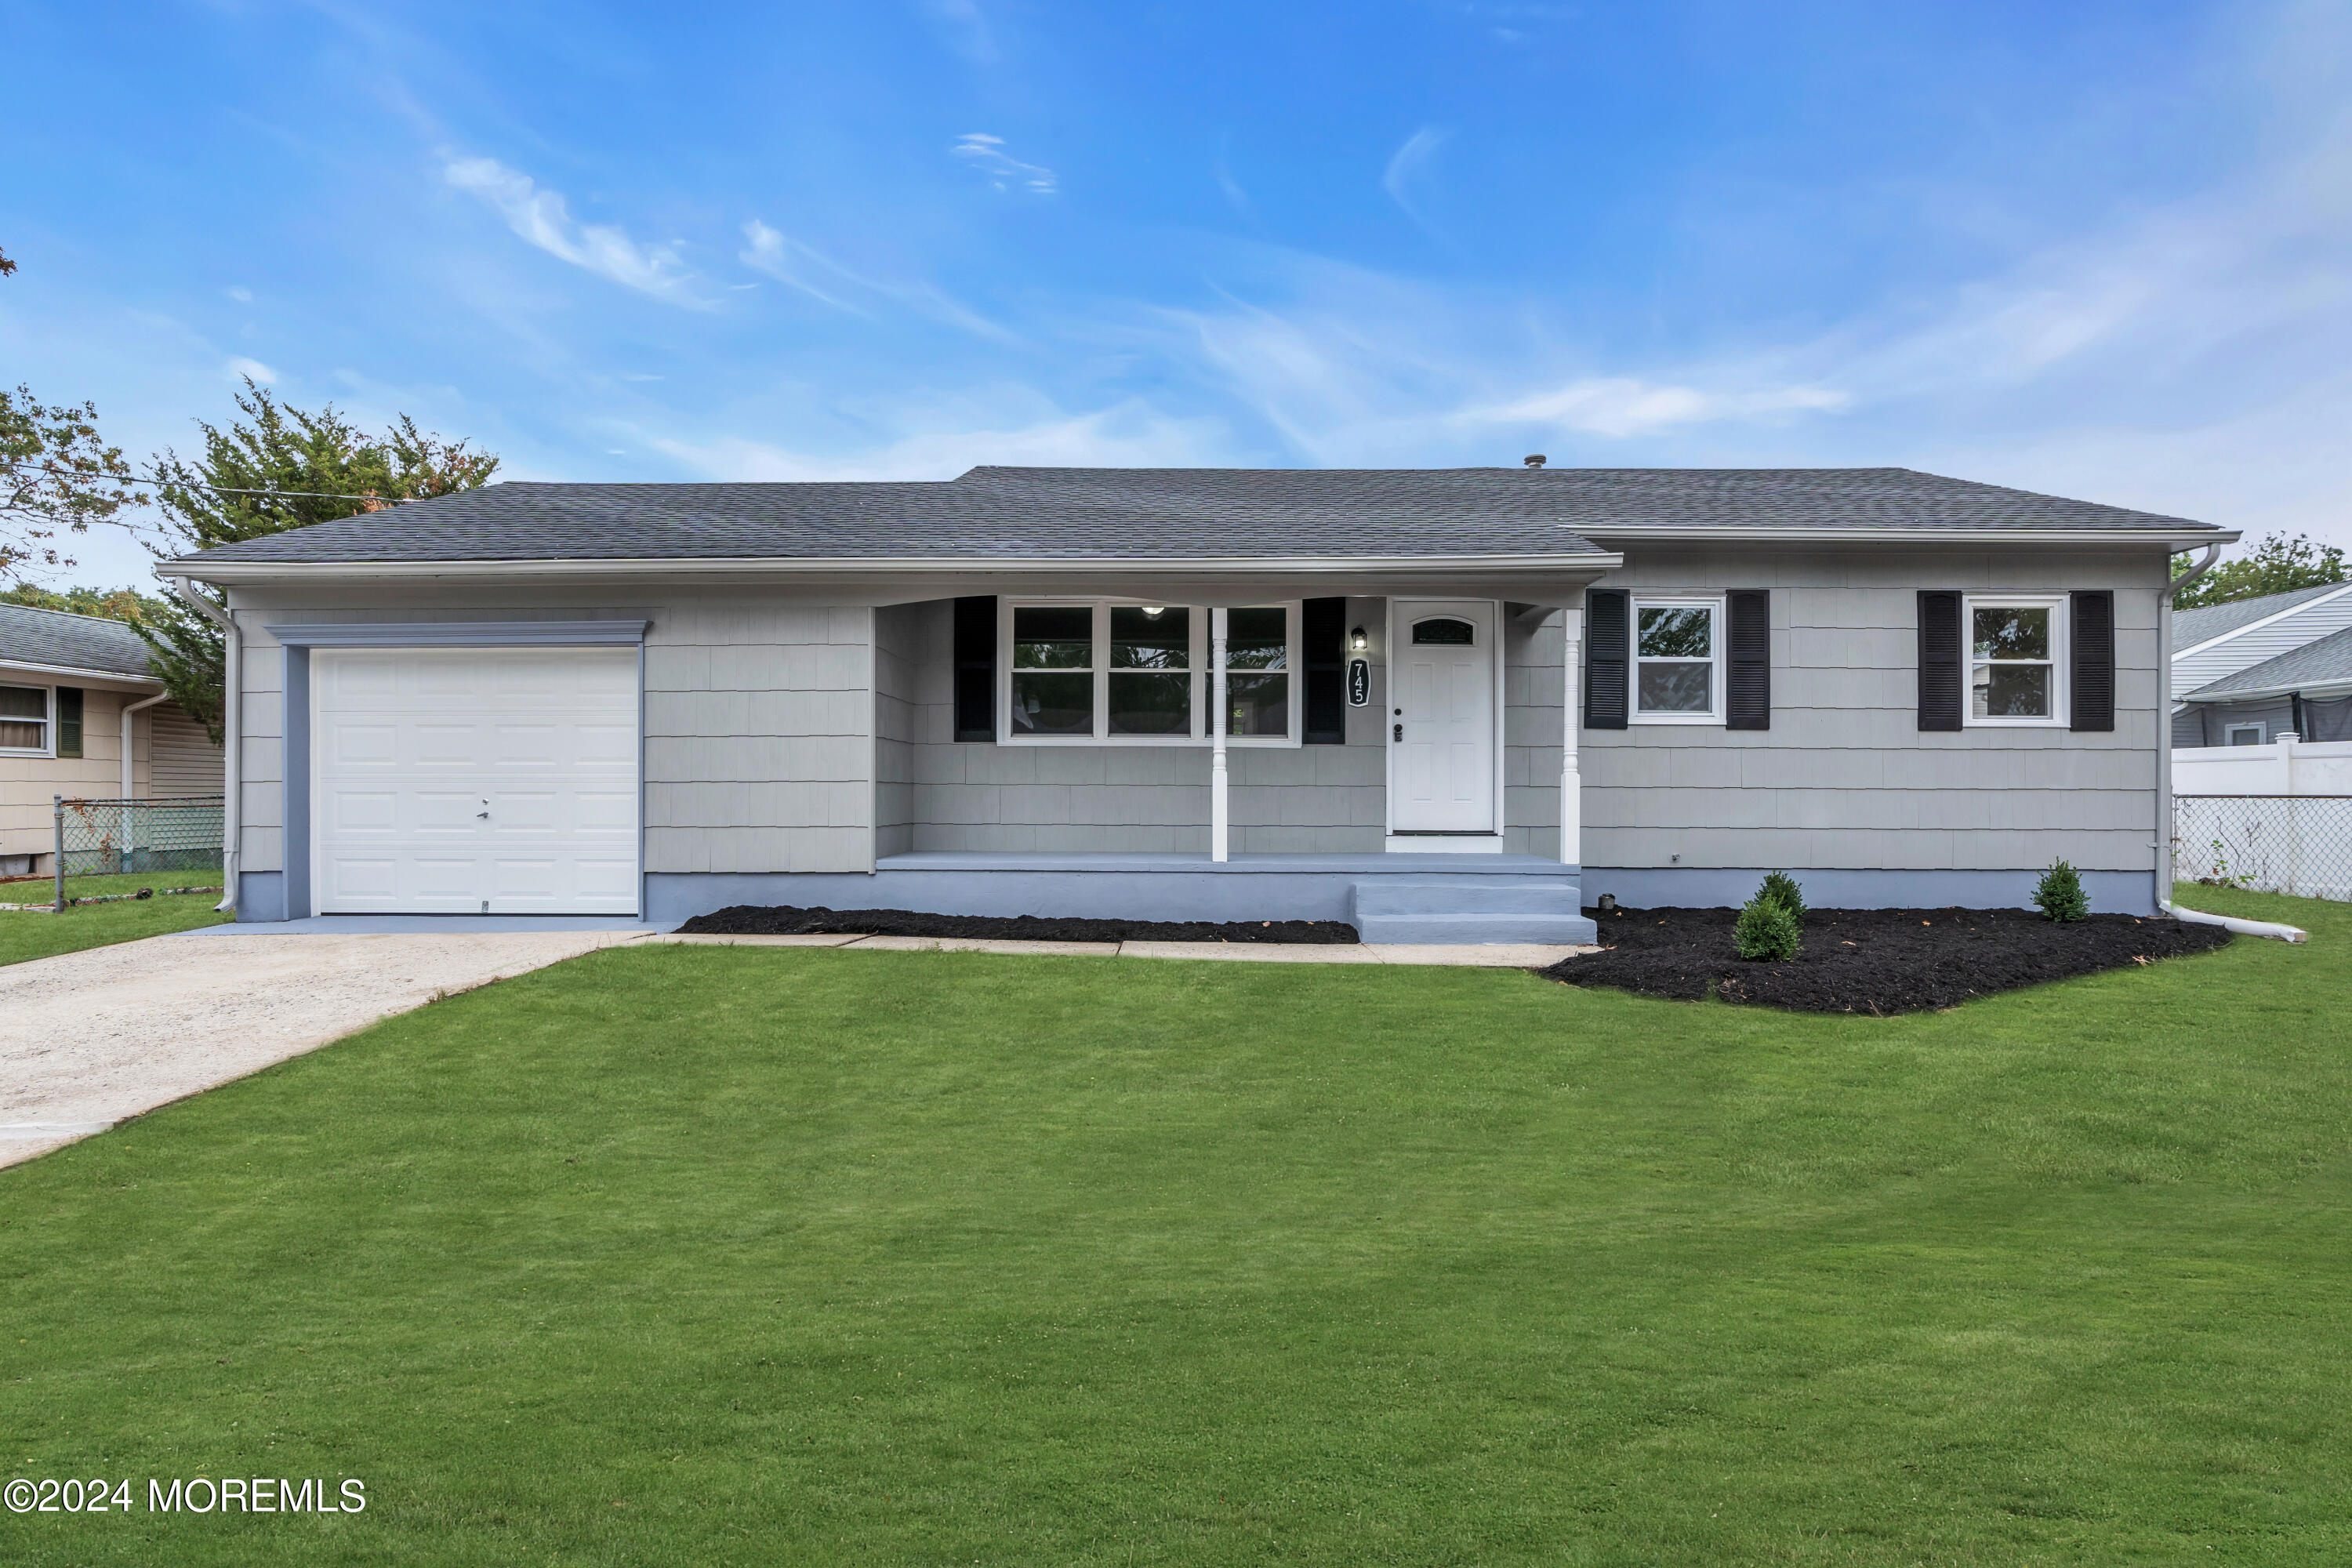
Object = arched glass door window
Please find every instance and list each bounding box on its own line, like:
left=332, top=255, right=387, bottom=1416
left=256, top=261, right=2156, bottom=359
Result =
left=1411, top=618, right=1475, bottom=646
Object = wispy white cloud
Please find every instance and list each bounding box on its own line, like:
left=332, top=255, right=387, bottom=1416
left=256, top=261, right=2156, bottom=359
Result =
left=225, top=286, right=253, bottom=304
left=1458, top=378, right=1850, bottom=439
left=227, top=356, right=278, bottom=384
left=444, top=155, right=707, bottom=307
left=923, top=0, right=998, bottom=64
left=649, top=394, right=1225, bottom=481
left=1381, top=125, right=1450, bottom=239
left=739, top=219, right=1017, bottom=341
left=953, top=132, right=1058, bottom=195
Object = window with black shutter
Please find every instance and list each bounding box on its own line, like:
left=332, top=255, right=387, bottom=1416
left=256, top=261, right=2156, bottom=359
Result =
left=1726, top=591, right=1769, bottom=731
left=1584, top=589, right=1629, bottom=730
left=953, top=597, right=996, bottom=741
left=1302, top=597, right=1345, bottom=744
left=1917, top=591, right=1962, bottom=731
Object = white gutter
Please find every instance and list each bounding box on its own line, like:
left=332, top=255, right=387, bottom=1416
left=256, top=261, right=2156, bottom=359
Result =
left=1566, top=527, right=2237, bottom=546
left=165, top=577, right=239, bottom=916
left=2161, top=898, right=2308, bottom=942
left=120, top=691, right=167, bottom=801
left=1210, top=608, right=1229, bottom=864
left=0, top=658, right=164, bottom=686
left=2181, top=677, right=2352, bottom=706
left=159, top=553, right=1630, bottom=583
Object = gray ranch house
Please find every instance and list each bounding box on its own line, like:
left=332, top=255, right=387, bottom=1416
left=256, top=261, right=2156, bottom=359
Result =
left=160, top=466, right=2232, bottom=942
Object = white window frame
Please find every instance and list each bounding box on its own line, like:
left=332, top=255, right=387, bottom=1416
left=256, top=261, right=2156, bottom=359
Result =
left=0, top=682, right=55, bottom=757
left=1963, top=593, right=2069, bottom=728
left=997, top=600, right=1302, bottom=747
left=2225, top=722, right=2267, bottom=746
left=1629, top=595, right=1726, bottom=727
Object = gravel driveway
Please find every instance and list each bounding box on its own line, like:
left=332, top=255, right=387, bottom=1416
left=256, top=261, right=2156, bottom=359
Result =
left=0, top=928, right=648, bottom=1169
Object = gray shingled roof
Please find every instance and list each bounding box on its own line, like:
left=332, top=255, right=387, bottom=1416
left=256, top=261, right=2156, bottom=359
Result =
left=0, top=602, right=158, bottom=679
left=2172, top=581, right=2352, bottom=651
left=2187, top=623, right=2352, bottom=699
left=176, top=465, right=2220, bottom=567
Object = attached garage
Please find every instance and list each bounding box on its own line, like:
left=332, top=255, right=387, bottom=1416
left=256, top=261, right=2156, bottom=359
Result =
left=308, top=644, right=640, bottom=915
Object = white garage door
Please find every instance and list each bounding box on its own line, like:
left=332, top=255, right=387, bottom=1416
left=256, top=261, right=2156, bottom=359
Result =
left=313, top=646, right=639, bottom=914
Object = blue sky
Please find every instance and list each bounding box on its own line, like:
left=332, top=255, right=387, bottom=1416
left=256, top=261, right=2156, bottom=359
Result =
left=5, top=0, right=2349, bottom=586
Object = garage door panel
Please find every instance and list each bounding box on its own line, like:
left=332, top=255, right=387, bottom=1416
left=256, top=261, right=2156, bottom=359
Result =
left=314, top=647, right=640, bottom=915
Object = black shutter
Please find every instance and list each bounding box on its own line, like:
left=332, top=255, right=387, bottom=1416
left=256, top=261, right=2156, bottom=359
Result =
left=2070, top=590, right=2114, bottom=732
left=952, top=597, right=996, bottom=742
left=1917, top=591, right=1962, bottom=731
left=1585, top=590, right=1628, bottom=730
left=56, top=687, right=83, bottom=759
left=1726, top=590, right=1769, bottom=731
left=1302, top=597, right=1345, bottom=744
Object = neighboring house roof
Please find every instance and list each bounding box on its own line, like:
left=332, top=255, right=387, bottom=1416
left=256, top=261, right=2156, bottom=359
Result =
left=2172, top=582, right=2352, bottom=652
left=0, top=602, right=159, bottom=681
left=171, top=465, right=2224, bottom=569
left=2186, top=622, right=2352, bottom=702
left=2169, top=580, right=2352, bottom=699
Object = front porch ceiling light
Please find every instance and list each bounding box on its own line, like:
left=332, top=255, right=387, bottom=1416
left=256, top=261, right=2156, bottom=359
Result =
left=1349, top=625, right=1368, bottom=652
left=1142, top=606, right=1165, bottom=618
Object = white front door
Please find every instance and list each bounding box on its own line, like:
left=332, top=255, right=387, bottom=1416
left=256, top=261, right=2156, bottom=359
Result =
left=312, top=646, right=641, bottom=914
left=1389, top=599, right=1497, bottom=834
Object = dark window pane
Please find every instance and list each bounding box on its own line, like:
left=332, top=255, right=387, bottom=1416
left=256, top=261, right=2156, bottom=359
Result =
left=1971, top=662, right=2050, bottom=717
left=1110, top=606, right=1189, bottom=669
left=0, top=686, right=45, bottom=720
left=1973, top=606, right=2048, bottom=661
left=1636, top=662, right=1711, bottom=713
left=1109, top=672, right=1191, bottom=735
left=1226, top=673, right=1288, bottom=736
left=1010, top=671, right=1094, bottom=735
left=1012, top=605, right=1092, bottom=670
left=1225, top=607, right=1287, bottom=670
left=1637, top=606, right=1711, bottom=658
left=1410, top=617, right=1475, bottom=645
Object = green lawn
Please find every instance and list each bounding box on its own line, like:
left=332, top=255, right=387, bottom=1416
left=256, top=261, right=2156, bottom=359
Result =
left=0, top=889, right=2343, bottom=1565
left=0, top=874, right=229, bottom=965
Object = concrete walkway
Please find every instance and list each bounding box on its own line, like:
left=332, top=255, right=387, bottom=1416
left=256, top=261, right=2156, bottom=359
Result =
left=0, top=928, right=649, bottom=1169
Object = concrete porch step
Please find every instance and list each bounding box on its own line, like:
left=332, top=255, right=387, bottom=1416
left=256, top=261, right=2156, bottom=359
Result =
left=1348, top=878, right=1599, bottom=946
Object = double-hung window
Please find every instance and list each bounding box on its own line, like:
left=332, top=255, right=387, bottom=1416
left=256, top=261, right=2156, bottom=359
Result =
left=1965, top=595, right=2067, bottom=725
left=1002, top=601, right=1299, bottom=744
left=0, top=684, right=51, bottom=755
left=1632, top=597, right=1723, bottom=724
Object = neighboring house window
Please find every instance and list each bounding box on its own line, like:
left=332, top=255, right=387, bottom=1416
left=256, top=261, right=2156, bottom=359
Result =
left=1965, top=595, right=2068, bottom=726
left=1632, top=597, right=1723, bottom=724
left=1001, top=601, right=1300, bottom=745
left=2225, top=723, right=2266, bottom=746
left=0, top=684, right=51, bottom=755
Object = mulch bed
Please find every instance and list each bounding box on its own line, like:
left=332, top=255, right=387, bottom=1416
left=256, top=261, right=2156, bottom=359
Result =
left=1542, top=905, right=2233, bottom=1014
left=677, top=905, right=1361, bottom=944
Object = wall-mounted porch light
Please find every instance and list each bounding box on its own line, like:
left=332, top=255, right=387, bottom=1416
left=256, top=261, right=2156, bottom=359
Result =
left=1348, top=625, right=1368, bottom=652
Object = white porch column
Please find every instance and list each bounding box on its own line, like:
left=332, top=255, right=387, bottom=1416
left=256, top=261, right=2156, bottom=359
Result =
left=1559, top=604, right=1582, bottom=868
left=1211, top=606, right=1230, bottom=863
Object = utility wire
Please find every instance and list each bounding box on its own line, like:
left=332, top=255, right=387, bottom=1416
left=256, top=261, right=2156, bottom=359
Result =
left=2, top=458, right=417, bottom=504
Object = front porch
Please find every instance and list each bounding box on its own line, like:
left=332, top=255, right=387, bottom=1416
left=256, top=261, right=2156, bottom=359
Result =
left=644, top=850, right=1599, bottom=944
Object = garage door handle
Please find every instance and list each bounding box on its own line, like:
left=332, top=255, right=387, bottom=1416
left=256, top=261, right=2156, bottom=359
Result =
left=476, top=811, right=489, bottom=818
left=1393, top=723, right=1403, bottom=742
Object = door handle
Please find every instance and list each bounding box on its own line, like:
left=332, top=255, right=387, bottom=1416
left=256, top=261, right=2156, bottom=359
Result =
left=1393, top=723, right=1403, bottom=742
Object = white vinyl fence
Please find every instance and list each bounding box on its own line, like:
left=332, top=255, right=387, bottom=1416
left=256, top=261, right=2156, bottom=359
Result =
left=2174, top=733, right=2352, bottom=797
left=2173, top=794, right=2352, bottom=902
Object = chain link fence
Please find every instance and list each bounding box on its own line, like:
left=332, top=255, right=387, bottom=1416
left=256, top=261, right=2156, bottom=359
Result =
left=2174, top=794, right=2352, bottom=903
left=45, top=795, right=226, bottom=910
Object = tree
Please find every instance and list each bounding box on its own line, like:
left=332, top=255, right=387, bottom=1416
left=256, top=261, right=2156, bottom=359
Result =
left=2173, top=532, right=2348, bottom=609
left=0, top=386, right=147, bottom=579
left=0, top=245, right=15, bottom=277
left=137, top=381, right=499, bottom=741
left=0, top=583, right=167, bottom=622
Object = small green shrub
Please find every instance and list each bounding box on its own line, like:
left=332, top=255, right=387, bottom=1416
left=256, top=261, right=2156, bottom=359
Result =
left=2033, top=858, right=2091, bottom=922
left=1734, top=896, right=1802, bottom=961
left=1757, top=870, right=1807, bottom=921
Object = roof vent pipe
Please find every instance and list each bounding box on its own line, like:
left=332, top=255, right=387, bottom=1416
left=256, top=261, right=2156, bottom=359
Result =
left=1523, top=454, right=1546, bottom=469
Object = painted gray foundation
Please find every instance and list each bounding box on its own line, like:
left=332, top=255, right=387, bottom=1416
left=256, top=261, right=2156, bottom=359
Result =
left=1579, top=866, right=2161, bottom=916
left=236, top=869, right=288, bottom=922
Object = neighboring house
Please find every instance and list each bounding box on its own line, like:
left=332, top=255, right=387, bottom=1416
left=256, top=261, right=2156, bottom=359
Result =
left=160, top=465, right=2231, bottom=938
left=0, top=602, right=224, bottom=876
left=2170, top=582, right=2352, bottom=747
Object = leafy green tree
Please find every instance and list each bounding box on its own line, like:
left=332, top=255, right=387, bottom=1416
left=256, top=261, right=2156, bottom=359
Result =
left=2032, top=859, right=2089, bottom=923
left=1733, top=895, right=1802, bottom=961
left=2173, top=532, right=2348, bottom=609
left=1, top=386, right=147, bottom=580
left=0, top=583, right=167, bottom=622
left=138, top=381, right=499, bottom=741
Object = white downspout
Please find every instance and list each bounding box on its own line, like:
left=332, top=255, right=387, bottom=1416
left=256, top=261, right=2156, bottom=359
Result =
left=1210, top=606, right=1229, bottom=863
left=165, top=575, right=240, bottom=916
left=2155, top=543, right=2303, bottom=940
left=122, top=690, right=167, bottom=801
left=1559, top=602, right=1583, bottom=869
